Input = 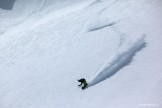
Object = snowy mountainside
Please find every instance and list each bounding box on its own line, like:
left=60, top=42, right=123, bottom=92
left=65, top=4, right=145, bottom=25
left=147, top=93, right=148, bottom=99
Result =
left=0, top=0, right=162, bottom=108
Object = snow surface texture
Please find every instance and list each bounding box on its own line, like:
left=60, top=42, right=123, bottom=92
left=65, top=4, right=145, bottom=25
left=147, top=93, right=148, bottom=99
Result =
left=0, top=0, right=162, bottom=108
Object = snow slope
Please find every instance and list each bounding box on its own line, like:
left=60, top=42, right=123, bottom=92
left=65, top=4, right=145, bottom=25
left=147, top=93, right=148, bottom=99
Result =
left=0, top=0, right=162, bottom=108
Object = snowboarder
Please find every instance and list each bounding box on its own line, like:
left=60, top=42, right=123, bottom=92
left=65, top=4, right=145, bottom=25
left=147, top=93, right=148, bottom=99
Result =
left=78, top=78, right=88, bottom=90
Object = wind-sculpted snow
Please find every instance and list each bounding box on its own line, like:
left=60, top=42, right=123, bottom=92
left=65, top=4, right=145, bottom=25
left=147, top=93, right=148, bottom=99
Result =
left=88, top=35, right=146, bottom=87
left=88, top=22, right=116, bottom=32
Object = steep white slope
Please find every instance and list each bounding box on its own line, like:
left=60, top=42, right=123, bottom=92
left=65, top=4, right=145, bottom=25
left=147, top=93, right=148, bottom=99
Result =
left=0, top=0, right=162, bottom=108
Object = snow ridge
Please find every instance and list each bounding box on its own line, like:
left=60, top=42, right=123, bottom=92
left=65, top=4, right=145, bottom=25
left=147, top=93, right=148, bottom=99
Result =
left=88, top=22, right=116, bottom=32
left=88, top=35, right=146, bottom=87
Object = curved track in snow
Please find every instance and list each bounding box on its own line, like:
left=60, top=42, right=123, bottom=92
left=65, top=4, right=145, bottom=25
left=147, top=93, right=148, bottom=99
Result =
left=88, top=35, right=146, bottom=87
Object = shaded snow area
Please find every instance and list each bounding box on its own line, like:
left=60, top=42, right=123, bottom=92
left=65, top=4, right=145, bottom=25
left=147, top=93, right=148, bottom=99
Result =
left=0, top=0, right=162, bottom=108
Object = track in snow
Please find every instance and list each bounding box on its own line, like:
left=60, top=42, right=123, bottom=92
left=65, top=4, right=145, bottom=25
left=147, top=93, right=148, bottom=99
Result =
left=88, top=35, right=146, bottom=87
